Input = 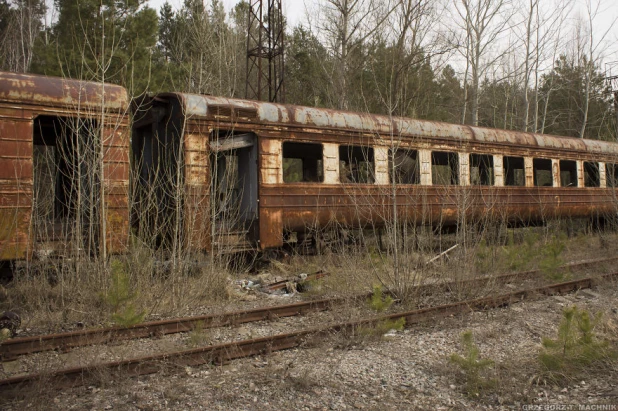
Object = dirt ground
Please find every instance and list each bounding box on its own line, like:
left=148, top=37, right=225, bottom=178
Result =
left=1, top=229, right=618, bottom=410
left=3, top=277, right=617, bottom=410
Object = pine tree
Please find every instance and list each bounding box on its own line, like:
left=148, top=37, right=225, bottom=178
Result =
left=31, top=0, right=158, bottom=93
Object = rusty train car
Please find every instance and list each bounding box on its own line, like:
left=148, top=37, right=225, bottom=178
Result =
left=0, top=71, right=130, bottom=266
left=132, top=92, right=618, bottom=253
left=2, top=71, right=618, bottom=267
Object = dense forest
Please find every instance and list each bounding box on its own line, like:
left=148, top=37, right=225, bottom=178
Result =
left=0, top=0, right=616, bottom=140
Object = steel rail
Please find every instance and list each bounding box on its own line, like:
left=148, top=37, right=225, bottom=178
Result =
left=0, top=256, right=615, bottom=361
left=0, top=272, right=615, bottom=392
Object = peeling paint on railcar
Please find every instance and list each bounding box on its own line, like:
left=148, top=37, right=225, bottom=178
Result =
left=0, top=72, right=130, bottom=261
left=0, top=71, right=127, bottom=111
left=176, top=94, right=618, bottom=158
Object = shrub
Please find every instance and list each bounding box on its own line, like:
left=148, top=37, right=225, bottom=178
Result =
left=368, top=285, right=394, bottom=313
left=356, top=318, right=406, bottom=339
left=539, top=306, right=617, bottom=380
left=449, top=330, right=495, bottom=397
left=187, top=320, right=208, bottom=347
left=101, top=260, right=145, bottom=327
left=539, top=234, right=568, bottom=281
left=475, top=238, right=492, bottom=274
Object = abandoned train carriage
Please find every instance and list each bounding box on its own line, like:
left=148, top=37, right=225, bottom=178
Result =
left=0, top=71, right=131, bottom=263
left=132, top=93, right=618, bottom=253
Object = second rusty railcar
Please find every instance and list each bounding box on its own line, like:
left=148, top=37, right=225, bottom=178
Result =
left=131, top=93, right=618, bottom=253
left=0, top=71, right=131, bottom=263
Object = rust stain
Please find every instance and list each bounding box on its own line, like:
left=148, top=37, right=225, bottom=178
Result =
left=0, top=72, right=130, bottom=261
left=0, top=71, right=128, bottom=111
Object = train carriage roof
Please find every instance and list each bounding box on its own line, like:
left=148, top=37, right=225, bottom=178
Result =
left=0, top=71, right=128, bottom=112
left=152, top=93, right=618, bottom=157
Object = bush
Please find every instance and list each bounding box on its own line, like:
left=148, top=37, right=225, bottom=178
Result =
left=101, top=260, right=145, bottom=327
left=449, top=330, right=495, bottom=397
left=356, top=318, right=406, bottom=339
left=539, top=306, right=617, bottom=380
left=368, top=285, right=394, bottom=313
left=502, top=230, right=539, bottom=271
left=539, top=234, right=568, bottom=281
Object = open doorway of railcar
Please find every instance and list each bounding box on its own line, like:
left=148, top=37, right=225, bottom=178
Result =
left=32, top=115, right=100, bottom=258
left=209, top=130, right=258, bottom=253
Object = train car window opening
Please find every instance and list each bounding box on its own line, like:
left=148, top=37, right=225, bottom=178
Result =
left=584, top=161, right=600, bottom=187
left=470, top=154, right=494, bottom=185
left=339, top=145, right=375, bottom=183
left=504, top=156, right=525, bottom=186
left=533, top=158, right=553, bottom=187
left=431, top=151, right=459, bottom=185
left=606, top=163, right=618, bottom=187
left=559, top=160, right=577, bottom=187
left=389, top=149, right=419, bottom=184
left=283, top=142, right=324, bottom=183
left=33, top=116, right=99, bottom=223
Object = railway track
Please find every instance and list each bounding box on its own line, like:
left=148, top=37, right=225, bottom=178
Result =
left=0, top=269, right=615, bottom=393
left=1, top=255, right=615, bottom=362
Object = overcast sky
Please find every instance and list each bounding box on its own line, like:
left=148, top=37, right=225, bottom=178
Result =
left=147, top=0, right=618, bottom=76
left=149, top=0, right=618, bottom=34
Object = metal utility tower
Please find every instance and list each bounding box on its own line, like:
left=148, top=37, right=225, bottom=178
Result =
left=605, top=62, right=618, bottom=141
left=245, top=0, right=285, bottom=103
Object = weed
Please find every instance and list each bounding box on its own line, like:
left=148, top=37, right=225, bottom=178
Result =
left=502, top=231, right=540, bottom=271
left=449, top=330, right=496, bottom=397
left=368, top=285, right=394, bottom=313
left=187, top=320, right=208, bottom=347
left=356, top=318, right=406, bottom=339
left=475, top=238, right=492, bottom=274
left=539, top=235, right=568, bottom=281
left=101, top=260, right=145, bottom=327
left=539, top=306, right=617, bottom=380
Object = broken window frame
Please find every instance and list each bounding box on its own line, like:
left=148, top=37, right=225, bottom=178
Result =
left=282, top=141, right=324, bottom=183
left=470, top=154, right=494, bottom=186
left=559, top=160, right=578, bottom=187
left=533, top=158, right=553, bottom=187
left=431, top=151, right=459, bottom=186
left=503, top=156, right=525, bottom=187
left=339, top=145, right=375, bottom=184
left=583, top=161, right=600, bottom=188
left=389, top=148, right=420, bottom=185
left=606, top=163, right=618, bottom=188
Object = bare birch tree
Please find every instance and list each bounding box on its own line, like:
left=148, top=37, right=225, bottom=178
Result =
left=452, top=0, right=513, bottom=126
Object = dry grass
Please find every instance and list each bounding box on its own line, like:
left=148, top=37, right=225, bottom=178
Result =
left=0, top=247, right=235, bottom=331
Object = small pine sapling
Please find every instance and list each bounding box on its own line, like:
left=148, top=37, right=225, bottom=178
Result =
left=539, top=306, right=616, bottom=380
left=449, top=330, right=496, bottom=397
left=539, top=235, right=568, bottom=281
left=368, top=285, right=394, bottom=313
left=101, top=260, right=146, bottom=327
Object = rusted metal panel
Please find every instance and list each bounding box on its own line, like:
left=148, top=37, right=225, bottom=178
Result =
left=322, top=143, right=339, bottom=184
left=599, top=162, right=607, bottom=188
left=0, top=209, right=30, bottom=260
left=260, top=139, right=281, bottom=184
left=577, top=161, right=585, bottom=188
left=0, top=73, right=131, bottom=260
left=493, top=155, right=504, bottom=187
left=260, top=184, right=616, bottom=235
left=0, top=117, right=33, bottom=260
left=374, top=147, right=389, bottom=185
left=184, top=129, right=210, bottom=251
left=552, top=159, right=560, bottom=187
left=172, top=93, right=618, bottom=158
left=0, top=71, right=128, bottom=112
left=524, top=157, right=533, bottom=187
left=0, top=159, right=32, bottom=180
left=419, top=149, right=431, bottom=185
left=459, top=153, right=470, bottom=186
left=260, top=209, right=283, bottom=249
